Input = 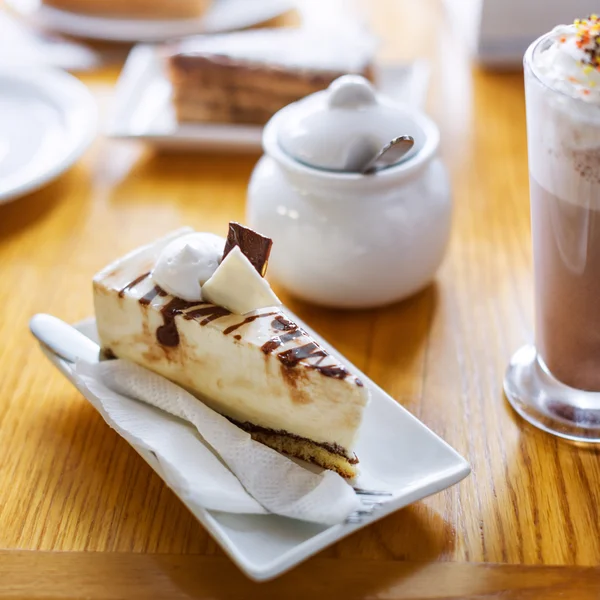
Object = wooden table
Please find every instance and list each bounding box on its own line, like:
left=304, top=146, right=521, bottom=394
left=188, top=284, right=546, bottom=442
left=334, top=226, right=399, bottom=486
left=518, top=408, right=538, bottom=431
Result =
left=2, top=1, right=600, bottom=598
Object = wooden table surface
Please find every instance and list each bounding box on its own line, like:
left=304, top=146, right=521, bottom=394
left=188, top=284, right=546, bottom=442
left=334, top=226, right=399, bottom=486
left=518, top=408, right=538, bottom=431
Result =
left=2, top=1, right=600, bottom=598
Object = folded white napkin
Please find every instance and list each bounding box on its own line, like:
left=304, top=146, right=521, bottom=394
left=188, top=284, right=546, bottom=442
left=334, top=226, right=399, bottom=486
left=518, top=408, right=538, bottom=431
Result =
left=74, top=359, right=361, bottom=525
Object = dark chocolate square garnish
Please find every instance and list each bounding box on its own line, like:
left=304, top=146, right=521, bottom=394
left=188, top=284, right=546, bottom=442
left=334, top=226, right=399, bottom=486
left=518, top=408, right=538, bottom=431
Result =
left=223, top=222, right=273, bottom=277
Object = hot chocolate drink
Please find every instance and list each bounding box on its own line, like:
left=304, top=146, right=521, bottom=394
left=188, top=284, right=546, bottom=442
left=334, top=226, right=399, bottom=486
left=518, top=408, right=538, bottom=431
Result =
left=525, top=17, right=600, bottom=392
left=504, top=17, right=600, bottom=440
left=531, top=177, right=600, bottom=390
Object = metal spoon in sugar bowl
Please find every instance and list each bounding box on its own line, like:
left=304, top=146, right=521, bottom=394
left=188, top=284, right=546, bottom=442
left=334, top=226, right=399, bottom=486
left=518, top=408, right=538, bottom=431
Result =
left=360, top=135, right=415, bottom=175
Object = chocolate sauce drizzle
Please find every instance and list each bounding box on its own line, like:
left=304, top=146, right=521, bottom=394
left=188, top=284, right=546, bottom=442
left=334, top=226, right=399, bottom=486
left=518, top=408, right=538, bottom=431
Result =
left=184, top=305, right=232, bottom=325
left=278, top=342, right=327, bottom=367
left=156, top=297, right=198, bottom=347
left=223, top=312, right=277, bottom=335
left=139, top=285, right=167, bottom=306
left=116, top=273, right=360, bottom=384
left=261, top=329, right=303, bottom=354
left=311, top=364, right=352, bottom=380
left=118, top=272, right=150, bottom=297
left=271, top=315, right=296, bottom=331
left=261, top=318, right=354, bottom=381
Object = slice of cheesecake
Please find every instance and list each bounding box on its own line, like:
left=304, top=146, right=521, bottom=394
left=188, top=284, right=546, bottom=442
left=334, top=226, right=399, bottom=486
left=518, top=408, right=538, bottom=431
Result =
left=166, top=28, right=376, bottom=125
left=93, top=228, right=368, bottom=478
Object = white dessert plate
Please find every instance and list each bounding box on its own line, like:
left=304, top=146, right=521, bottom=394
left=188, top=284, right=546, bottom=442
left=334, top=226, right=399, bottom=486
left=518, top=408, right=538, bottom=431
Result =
left=6, top=0, right=295, bottom=43
left=0, top=11, right=102, bottom=71
left=106, top=44, right=431, bottom=152
left=37, top=315, right=469, bottom=581
left=0, top=68, right=96, bottom=205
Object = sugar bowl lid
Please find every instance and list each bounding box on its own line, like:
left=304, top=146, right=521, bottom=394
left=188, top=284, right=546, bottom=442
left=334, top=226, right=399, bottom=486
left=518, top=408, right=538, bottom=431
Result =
left=276, top=75, right=424, bottom=173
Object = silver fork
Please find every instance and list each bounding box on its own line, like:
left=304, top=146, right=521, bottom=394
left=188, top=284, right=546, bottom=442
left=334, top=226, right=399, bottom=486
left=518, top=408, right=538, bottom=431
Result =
left=345, top=488, right=394, bottom=524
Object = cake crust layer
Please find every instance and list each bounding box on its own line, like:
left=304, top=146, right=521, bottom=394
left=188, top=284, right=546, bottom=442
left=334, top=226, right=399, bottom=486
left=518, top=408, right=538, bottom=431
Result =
left=237, top=423, right=359, bottom=479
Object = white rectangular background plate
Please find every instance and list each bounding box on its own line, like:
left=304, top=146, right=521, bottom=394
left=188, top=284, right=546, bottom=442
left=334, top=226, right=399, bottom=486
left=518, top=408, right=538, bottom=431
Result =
left=38, top=315, right=469, bottom=581
left=107, top=44, right=431, bottom=151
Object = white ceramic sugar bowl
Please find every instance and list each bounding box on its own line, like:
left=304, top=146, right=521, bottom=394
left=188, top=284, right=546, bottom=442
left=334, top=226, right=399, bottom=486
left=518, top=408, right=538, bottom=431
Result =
left=247, top=75, right=451, bottom=309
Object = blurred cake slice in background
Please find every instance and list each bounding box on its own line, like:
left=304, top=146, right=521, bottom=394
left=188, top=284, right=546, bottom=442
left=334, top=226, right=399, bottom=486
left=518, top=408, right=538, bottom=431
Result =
left=167, top=28, right=377, bottom=125
left=42, top=0, right=212, bottom=19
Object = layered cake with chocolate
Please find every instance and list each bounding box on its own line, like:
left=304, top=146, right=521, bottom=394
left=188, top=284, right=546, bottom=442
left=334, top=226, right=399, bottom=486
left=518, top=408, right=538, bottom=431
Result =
left=167, top=28, right=376, bottom=125
left=42, top=0, right=212, bottom=19
left=93, top=223, right=369, bottom=477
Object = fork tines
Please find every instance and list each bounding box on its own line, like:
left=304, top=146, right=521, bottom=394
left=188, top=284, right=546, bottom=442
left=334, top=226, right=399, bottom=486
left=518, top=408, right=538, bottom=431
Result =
left=353, top=488, right=393, bottom=496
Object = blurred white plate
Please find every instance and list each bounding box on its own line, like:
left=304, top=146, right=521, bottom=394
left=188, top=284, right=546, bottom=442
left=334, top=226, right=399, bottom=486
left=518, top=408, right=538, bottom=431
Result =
left=38, top=315, right=469, bottom=581
left=0, top=68, right=96, bottom=205
left=6, top=0, right=296, bottom=42
left=107, top=44, right=431, bottom=152
left=0, top=11, right=102, bottom=71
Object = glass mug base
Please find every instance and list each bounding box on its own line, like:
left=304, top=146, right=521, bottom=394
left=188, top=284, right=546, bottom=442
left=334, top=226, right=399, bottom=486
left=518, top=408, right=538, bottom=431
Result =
left=504, top=344, right=600, bottom=443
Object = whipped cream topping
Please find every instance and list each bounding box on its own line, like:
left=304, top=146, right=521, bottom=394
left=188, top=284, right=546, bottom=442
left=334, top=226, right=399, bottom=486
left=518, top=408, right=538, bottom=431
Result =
left=151, top=233, right=225, bottom=302
left=527, top=17, right=600, bottom=208
left=151, top=229, right=281, bottom=314
left=534, top=18, right=600, bottom=103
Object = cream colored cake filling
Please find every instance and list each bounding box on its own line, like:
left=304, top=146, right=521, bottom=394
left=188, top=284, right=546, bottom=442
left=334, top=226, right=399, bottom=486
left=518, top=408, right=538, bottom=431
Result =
left=93, top=229, right=368, bottom=460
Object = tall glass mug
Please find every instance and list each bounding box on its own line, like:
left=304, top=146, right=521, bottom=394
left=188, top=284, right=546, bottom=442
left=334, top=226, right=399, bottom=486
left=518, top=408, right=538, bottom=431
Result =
left=505, top=26, right=600, bottom=441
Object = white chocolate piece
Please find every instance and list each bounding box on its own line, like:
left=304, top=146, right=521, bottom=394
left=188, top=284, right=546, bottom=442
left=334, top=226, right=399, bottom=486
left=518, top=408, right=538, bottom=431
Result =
left=202, top=247, right=281, bottom=314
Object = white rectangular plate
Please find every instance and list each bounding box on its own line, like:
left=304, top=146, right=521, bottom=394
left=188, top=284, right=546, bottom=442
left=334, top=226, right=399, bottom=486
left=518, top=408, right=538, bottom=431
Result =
left=107, top=44, right=431, bottom=151
left=39, top=315, right=469, bottom=581
left=7, top=0, right=296, bottom=43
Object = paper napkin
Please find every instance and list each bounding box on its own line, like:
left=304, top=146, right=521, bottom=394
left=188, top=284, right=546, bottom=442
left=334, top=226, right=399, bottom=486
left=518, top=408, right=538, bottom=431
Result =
left=74, top=359, right=361, bottom=525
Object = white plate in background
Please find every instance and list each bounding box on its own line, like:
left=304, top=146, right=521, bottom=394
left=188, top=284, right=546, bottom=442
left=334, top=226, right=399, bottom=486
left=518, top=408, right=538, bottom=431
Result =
left=38, top=315, right=469, bottom=581
left=0, top=11, right=103, bottom=71
left=0, top=68, right=96, bottom=205
left=107, top=44, right=431, bottom=152
left=6, top=0, right=296, bottom=43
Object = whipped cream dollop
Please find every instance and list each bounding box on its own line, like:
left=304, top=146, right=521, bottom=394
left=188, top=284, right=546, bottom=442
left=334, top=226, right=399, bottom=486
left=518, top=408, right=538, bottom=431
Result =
left=527, top=17, right=600, bottom=208
left=534, top=19, right=600, bottom=103
left=151, top=229, right=281, bottom=314
left=152, top=233, right=225, bottom=302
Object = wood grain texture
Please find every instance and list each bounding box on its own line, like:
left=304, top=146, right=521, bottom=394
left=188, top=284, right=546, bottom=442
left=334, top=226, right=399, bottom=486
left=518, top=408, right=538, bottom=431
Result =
left=1, top=0, right=599, bottom=595
left=1, top=553, right=600, bottom=600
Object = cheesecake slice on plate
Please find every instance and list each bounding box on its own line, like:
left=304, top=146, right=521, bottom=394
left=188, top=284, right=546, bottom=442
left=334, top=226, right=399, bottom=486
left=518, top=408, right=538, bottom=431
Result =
left=93, top=225, right=369, bottom=477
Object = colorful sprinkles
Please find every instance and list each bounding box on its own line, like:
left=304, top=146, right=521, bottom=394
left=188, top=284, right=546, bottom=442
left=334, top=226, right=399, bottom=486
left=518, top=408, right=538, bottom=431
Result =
left=555, top=15, right=600, bottom=95
left=569, top=15, right=600, bottom=70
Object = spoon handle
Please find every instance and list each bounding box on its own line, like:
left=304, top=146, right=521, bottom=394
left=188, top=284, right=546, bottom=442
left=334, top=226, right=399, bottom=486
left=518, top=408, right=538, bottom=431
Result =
left=30, top=314, right=100, bottom=364
left=363, top=135, right=415, bottom=174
